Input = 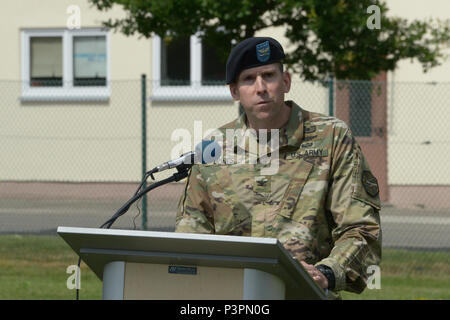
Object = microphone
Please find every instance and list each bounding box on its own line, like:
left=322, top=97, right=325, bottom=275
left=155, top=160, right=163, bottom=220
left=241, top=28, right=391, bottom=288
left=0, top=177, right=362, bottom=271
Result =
left=151, top=140, right=222, bottom=173
left=100, top=140, right=221, bottom=230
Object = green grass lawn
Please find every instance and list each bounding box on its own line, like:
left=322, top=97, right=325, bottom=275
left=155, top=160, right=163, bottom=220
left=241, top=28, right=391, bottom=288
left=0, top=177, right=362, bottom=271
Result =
left=0, top=234, right=448, bottom=300
left=341, top=249, right=450, bottom=300
left=0, top=234, right=102, bottom=300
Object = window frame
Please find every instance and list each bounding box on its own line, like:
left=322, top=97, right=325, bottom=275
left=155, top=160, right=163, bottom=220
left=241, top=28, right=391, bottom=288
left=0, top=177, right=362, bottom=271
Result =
left=151, top=34, right=231, bottom=102
left=21, top=28, right=110, bottom=102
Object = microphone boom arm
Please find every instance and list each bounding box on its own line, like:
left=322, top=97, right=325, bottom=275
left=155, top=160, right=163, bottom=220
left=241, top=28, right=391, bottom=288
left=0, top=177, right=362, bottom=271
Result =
left=100, top=166, right=190, bottom=229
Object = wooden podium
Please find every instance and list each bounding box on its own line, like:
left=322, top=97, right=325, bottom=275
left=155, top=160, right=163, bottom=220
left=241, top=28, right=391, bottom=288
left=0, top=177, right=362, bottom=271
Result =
left=57, top=226, right=327, bottom=300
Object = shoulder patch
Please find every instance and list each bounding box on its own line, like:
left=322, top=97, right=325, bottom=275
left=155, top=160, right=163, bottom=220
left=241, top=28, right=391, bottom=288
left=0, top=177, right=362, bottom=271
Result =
left=361, top=170, right=379, bottom=197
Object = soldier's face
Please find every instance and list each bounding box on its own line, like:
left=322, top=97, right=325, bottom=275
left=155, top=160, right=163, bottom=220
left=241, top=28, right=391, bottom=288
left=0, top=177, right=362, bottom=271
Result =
left=229, top=63, right=291, bottom=128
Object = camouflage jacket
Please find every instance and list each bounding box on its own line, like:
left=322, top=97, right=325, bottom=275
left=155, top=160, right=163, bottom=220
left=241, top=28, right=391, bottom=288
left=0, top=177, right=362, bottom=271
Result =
left=175, top=100, right=382, bottom=294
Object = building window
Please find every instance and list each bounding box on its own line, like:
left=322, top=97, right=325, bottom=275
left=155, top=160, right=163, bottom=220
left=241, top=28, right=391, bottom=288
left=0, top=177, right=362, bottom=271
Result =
left=21, top=29, right=110, bottom=101
left=30, top=37, right=63, bottom=87
left=161, top=36, right=191, bottom=86
left=152, top=34, right=231, bottom=101
left=73, top=36, right=107, bottom=87
left=201, top=40, right=228, bottom=86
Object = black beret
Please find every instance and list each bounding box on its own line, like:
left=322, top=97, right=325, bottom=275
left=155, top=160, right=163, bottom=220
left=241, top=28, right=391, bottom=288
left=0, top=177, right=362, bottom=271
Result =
left=226, top=37, right=285, bottom=84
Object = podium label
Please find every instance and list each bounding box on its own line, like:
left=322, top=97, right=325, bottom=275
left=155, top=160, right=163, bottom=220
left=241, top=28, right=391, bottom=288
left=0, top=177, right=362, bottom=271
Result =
left=168, top=266, right=197, bottom=275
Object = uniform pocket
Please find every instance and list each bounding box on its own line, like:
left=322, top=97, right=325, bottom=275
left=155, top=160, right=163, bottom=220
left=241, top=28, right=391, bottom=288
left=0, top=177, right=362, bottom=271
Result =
left=200, top=164, right=252, bottom=234
left=277, top=160, right=314, bottom=219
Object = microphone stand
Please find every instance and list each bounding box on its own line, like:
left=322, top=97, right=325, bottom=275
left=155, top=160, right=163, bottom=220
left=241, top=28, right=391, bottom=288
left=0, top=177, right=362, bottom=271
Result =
left=74, top=165, right=190, bottom=300
left=100, top=165, right=190, bottom=229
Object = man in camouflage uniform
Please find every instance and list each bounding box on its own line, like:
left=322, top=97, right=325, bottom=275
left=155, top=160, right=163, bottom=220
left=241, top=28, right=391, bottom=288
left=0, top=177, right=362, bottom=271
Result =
left=175, top=37, right=381, bottom=298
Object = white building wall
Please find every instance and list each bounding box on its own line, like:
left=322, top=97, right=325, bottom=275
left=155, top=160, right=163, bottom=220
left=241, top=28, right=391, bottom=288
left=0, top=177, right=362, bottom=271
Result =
left=0, top=0, right=150, bottom=181
left=0, top=0, right=235, bottom=182
left=1, top=0, right=448, bottom=184
left=0, top=1, right=328, bottom=182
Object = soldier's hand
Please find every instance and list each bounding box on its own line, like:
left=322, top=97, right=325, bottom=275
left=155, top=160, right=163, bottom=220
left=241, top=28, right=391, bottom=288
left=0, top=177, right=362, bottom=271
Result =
left=300, top=261, right=329, bottom=290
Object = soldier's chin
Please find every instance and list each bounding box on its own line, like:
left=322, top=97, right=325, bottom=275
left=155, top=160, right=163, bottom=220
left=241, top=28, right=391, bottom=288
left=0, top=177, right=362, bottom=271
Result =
left=254, top=111, right=274, bottom=121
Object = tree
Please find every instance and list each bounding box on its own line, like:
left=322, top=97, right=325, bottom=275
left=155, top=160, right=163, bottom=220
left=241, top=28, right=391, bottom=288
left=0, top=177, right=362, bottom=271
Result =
left=89, top=0, right=450, bottom=81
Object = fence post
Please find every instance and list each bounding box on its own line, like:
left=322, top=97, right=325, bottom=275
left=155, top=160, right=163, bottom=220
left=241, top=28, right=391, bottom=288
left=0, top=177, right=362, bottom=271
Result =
left=141, top=74, right=148, bottom=230
left=328, top=75, right=334, bottom=117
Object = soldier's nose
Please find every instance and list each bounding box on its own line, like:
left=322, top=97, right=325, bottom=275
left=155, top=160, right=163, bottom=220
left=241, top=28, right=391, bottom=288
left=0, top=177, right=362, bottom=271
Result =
left=255, top=76, right=267, bottom=93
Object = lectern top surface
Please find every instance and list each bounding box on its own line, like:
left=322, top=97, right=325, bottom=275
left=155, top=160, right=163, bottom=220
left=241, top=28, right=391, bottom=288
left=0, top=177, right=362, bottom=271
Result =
left=58, top=226, right=278, bottom=244
left=57, top=226, right=281, bottom=258
left=57, top=226, right=327, bottom=300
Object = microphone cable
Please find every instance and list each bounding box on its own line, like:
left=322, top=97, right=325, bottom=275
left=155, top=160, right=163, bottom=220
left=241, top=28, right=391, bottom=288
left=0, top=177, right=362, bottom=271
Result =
left=75, top=256, right=81, bottom=300
left=75, top=169, right=156, bottom=300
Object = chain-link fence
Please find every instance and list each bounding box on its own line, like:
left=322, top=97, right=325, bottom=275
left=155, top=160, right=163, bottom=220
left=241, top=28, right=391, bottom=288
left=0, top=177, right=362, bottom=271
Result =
left=1, top=78, right=449, bottom=282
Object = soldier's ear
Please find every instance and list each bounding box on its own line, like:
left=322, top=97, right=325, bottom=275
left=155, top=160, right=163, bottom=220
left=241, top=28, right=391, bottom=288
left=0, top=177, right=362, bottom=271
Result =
left=283, top=71, right=291, bottom=94
left=229, top=84, right=240, bottom=101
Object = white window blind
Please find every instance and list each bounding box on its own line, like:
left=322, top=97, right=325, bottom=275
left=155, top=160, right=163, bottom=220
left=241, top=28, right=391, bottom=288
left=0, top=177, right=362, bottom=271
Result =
left=73, top=36, right=106, bottom=86
left=30, top=37, right=63, bottom=86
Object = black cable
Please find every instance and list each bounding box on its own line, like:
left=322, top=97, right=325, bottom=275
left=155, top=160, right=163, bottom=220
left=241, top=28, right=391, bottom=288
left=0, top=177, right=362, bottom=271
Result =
left=76, top=256, right=81, bottom=300
left=100, top=169, right=188, bottom=230
left=74, top=167, right=188, bottom=300
left=131, top=170, right=154, bottom=230
left=132, top=197, right=142, bottom=230
left=75, top=170, right=155, bottom=300
left=134, top=170, right=155, bottom=196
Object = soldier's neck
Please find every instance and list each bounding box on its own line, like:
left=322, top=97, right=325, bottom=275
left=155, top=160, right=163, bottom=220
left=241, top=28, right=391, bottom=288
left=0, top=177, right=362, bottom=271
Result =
left=247, top=102, right=292, bottom=131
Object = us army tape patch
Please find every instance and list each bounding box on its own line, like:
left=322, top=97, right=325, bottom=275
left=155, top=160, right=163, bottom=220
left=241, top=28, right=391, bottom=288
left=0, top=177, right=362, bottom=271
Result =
left=361, top=170, right=379, bottom=197
left=290, top=148, right=328, bottom=158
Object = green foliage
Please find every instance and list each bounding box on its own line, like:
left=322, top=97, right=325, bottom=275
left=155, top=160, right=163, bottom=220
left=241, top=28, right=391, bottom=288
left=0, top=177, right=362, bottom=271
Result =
left=277, top=0, right=450, bottom=80
left=89, top=0, right=450, bottom=81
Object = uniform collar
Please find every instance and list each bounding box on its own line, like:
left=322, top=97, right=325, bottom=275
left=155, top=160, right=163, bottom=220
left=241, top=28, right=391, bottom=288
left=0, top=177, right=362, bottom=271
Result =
left=230, top=100, right=305, bottom=156
left=280, top=100, right=304, bottom=149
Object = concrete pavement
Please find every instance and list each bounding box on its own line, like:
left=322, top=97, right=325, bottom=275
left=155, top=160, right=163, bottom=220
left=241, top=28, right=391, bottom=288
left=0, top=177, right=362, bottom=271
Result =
left=1, top=196, right=449, bottom=251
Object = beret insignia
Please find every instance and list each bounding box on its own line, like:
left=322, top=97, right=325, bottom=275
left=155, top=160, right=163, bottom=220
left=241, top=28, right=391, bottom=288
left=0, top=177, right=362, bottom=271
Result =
left=256, top=40, right=270, bottom=62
